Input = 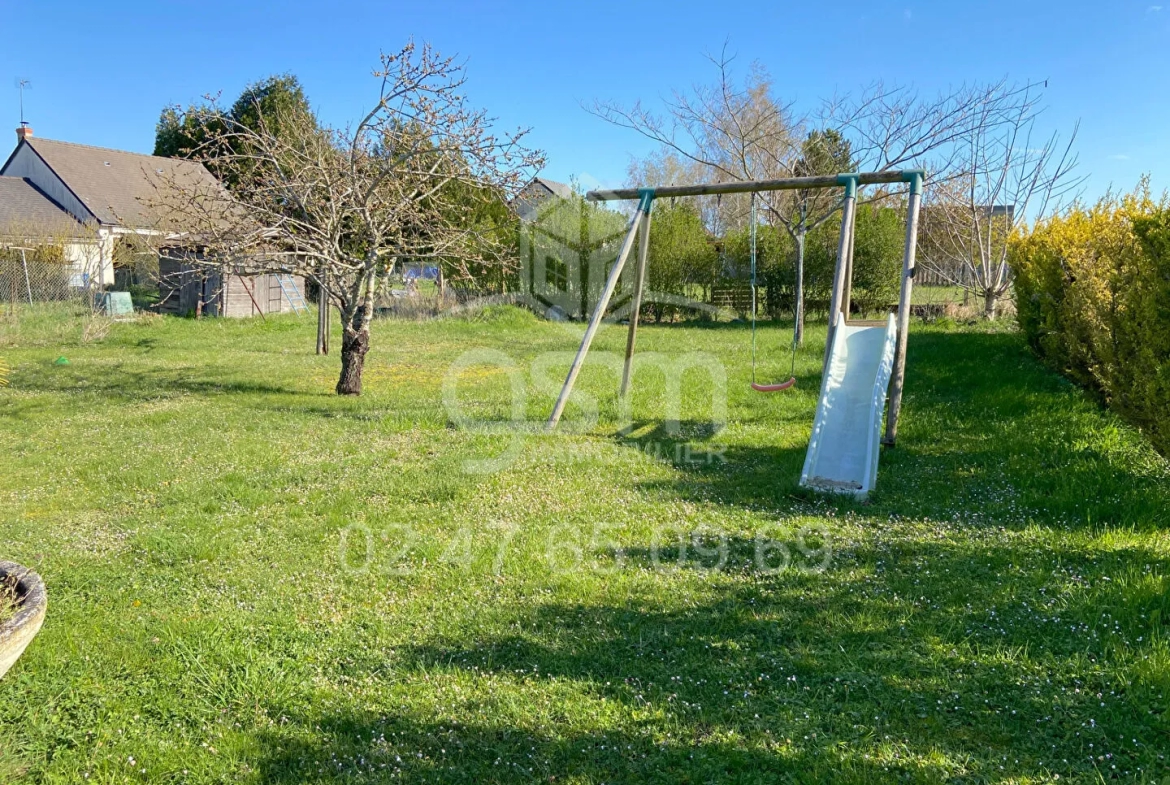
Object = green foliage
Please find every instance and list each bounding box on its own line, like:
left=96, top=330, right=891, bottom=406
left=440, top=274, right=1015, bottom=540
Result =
left=229, top=74, right=313, bottom=141
left=1011, top=180, right=1170, bottom=454
left=4, top=244, right=68, bottom=266
left=788, top=128, right=856, bottom=237
left=849, top=203, right=906, bottom=314
left=429, top=178, right=519, bottom=295
left=153, top=104, right=226, bottom=160
left=154, top=74, right=317, bottom=187
left=739, top=203, right=903, bottom=319
left=522, top=193, right=629, bottom=318
left=799, top=219, right=844, bottom=314
left=643, top=202, right=720, bottom=321
left=720, top=220, right=790, bottom=281
left=794, top=129, right=854, bottom=179
left=721, top=220, right=796, bottom=319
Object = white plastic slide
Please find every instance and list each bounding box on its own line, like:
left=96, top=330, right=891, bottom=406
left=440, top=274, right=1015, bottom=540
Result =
left=800, top=313, right=898, bottom=499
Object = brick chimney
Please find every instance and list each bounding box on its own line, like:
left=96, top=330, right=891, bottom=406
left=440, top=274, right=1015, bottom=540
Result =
left=16, top=124, right=32, bottom=142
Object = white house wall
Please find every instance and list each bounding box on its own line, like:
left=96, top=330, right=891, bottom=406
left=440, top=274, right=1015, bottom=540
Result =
left=62, top=236, right=112, bottom=288
left=0, top=144, right=96, bottom=225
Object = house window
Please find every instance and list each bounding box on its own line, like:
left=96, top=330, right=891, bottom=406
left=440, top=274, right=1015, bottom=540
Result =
left=544, top=255, right=568, bottom=292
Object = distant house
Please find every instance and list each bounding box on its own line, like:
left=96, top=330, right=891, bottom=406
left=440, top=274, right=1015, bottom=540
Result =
left=513, top=177, right=575, bottom=221
left=0, top=125, right=305, bottom=316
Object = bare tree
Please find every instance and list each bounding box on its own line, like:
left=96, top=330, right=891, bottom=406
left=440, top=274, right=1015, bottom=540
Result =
left=918, top=91, right=1080, bottom=319
left=150, top=42, right=543, bottom=394
left=592, top=48, right=1051, bottom=338
left=597, top=52, right=832, bottom=342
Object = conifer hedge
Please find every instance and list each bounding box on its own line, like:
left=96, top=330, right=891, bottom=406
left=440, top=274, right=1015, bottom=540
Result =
left=1011, top=181, right=1170, bottom=455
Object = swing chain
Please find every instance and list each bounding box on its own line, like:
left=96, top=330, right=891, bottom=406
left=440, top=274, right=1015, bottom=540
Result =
left=749, top=193, right=758, bottom=385
left=751, top=192, right=800, bottom=385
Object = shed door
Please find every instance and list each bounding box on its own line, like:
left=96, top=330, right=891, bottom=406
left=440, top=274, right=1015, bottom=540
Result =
left=269, top=275, right=284, bottom=313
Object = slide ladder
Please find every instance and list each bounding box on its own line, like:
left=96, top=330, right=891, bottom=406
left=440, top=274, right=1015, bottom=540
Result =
left=800, top=314, right=898, bottom=499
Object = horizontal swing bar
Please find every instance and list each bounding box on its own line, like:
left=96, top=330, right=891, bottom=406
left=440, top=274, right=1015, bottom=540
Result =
left=586, top=170, right=925, bottom=202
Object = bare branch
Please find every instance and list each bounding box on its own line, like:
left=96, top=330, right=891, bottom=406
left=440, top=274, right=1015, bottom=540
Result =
left=145, top=42, right=544, bottom=393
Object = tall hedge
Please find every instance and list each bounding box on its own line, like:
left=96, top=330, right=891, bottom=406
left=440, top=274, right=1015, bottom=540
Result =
left=1011, top=182, right=1170, bottom=455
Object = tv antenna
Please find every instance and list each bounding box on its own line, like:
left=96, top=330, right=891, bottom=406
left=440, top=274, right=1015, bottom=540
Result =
left=15, top=78, right=31, bottom=126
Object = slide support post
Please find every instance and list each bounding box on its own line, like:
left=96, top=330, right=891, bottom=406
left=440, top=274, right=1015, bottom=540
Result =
left=883, top=170, right=924, bottom=446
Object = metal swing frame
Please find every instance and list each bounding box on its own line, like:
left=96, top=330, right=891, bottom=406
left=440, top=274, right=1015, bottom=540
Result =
left=545, top=169, right=925, bottom=447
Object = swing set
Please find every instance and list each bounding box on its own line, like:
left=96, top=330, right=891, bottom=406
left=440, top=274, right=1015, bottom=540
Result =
left=545, top=169, right=925, bottom=494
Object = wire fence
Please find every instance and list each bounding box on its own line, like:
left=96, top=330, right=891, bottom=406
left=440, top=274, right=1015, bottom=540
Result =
left=0, top=248, right=92, bottom=312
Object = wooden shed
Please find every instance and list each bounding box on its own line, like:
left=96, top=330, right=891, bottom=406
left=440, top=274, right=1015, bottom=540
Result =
left=158, top=258, right=307, bottom=317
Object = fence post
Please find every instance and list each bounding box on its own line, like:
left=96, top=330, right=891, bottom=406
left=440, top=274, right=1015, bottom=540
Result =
left=317, top=280, right=330, bottom=355
left=20, top=249, right=32, bottom=304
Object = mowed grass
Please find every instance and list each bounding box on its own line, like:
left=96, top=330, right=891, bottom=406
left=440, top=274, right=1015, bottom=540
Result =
left=0, top=305, right=1168, bottom=783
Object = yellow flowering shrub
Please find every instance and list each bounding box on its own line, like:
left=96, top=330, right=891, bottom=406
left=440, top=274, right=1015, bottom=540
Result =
left=1011, top=180, right=1170, bottom=455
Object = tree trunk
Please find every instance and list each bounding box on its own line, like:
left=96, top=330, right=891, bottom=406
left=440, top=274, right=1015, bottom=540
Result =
left=983, top=290, right=998, bottom=320
left=794, top=231, right=806, bottom=347
left=336, top=318, right=370, bottom=395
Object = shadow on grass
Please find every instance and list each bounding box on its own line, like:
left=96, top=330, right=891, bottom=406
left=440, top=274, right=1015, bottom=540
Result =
left=7, top=357, right=447, bottom=428
left=254, top=710, right=858, bottom=784
left=254, top=530, right=1168, bottom=782
left=12, top=361, right=309, bottom=400
left=632, top=329, right=1170, bottom=531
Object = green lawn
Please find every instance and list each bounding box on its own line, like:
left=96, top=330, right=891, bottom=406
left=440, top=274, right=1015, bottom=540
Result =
left=911, top=284, right=968, bottom=305
left=0, top=306, right=1167, bottom=783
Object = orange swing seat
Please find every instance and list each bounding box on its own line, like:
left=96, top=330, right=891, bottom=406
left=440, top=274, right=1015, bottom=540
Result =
left=751, top=377, right=796, bottom=393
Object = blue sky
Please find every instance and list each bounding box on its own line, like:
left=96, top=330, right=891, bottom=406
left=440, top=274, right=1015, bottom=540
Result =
left=2, top=0, right=1166, bottom=200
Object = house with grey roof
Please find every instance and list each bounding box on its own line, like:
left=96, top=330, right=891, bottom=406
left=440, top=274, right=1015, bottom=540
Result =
left=0, top=175, right=86, bottom=234
left=513, top=177, right=575, bottom=221
left=0, top=125, right=305, bottom=317
left=0, top=124, right=224, bottom=289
